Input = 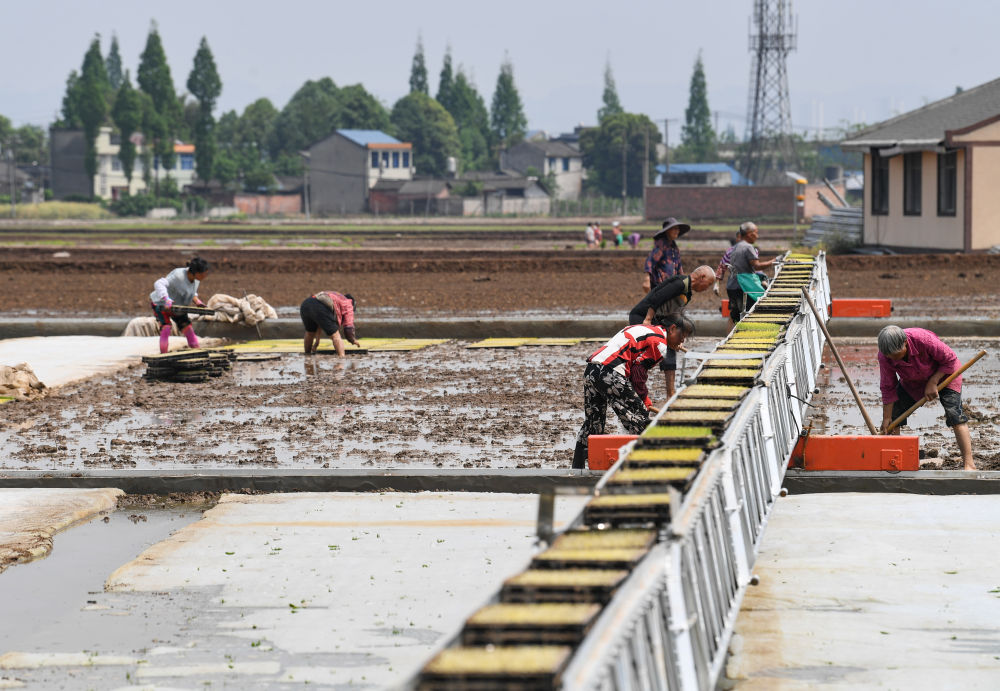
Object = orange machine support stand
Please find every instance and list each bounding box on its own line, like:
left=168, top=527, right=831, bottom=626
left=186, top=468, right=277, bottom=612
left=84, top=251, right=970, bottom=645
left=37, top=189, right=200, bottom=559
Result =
left=790, top=434, right=919, bottom=471
left=830, top=299, right=893, bottom=318
left=587, top=435, right=639, bottom=471
left=721, top=299, right=730, bottom=318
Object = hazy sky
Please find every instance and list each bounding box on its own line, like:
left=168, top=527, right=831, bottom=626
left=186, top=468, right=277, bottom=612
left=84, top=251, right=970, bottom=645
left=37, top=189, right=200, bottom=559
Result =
left=4, top=0, right=999, bottom=144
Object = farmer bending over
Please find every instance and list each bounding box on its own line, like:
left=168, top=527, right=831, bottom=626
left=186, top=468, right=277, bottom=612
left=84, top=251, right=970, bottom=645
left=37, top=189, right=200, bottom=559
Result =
left=572, top=313, right=694, bottom=469
left=877, top=325, right=975, bottom=470
left=300, top=291, right=359, bottom=356
left=149, top=256, right=210, bottom=354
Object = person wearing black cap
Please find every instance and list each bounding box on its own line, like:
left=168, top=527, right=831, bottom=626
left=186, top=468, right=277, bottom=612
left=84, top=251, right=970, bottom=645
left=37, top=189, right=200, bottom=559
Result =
left=642, top=217, right=690, bottom=293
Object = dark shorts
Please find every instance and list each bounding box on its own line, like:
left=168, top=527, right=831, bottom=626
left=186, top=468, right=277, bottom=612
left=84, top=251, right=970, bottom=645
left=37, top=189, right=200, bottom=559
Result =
left=892, top=384, right=968, bottom=428
left=151, top=302, right=191, bottom=330
left=300, top=297, right=339, bottom=336
left=727, top=288, right=756, bottom=322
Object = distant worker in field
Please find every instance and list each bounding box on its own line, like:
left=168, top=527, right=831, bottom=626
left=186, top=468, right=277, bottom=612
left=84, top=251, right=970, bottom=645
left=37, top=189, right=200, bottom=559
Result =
left=584, top=222, right=596, bottom=249
left=300, top=291, right=359, bottom=357
left=628, top=232, right=641, bottom=249
left=612, top=221, right=624, bottom=247
left=594, top=221, right=603, bottom=246
left=726, top=221, right=775, bottom=325
left=572, top=314, right=695, bottom=468
left=643, top=217, right=689, bottom=292
left=628, top=266, right=715, bottom=398
left=876, top=325, right=975, bottom=470
left=149, top=256, right=211, bottom=354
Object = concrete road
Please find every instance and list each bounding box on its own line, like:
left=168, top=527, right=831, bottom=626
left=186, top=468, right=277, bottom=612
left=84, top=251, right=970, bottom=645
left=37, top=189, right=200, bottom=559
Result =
left=0, top=491, right=587, bottom=688
left=728, top=493, right=1000, bottom=689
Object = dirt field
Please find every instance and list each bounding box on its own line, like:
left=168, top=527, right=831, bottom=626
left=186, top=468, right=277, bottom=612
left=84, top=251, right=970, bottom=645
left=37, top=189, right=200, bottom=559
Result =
left=1, top=246, right=999, bottom=318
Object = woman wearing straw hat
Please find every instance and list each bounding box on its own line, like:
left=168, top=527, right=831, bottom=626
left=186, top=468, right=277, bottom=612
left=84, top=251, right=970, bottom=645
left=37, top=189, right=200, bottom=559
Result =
left=642, top=217, right=689, bottom=293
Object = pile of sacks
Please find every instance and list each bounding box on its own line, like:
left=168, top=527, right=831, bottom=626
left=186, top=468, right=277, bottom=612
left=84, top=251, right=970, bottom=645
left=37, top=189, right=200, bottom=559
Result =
left=123, top=293, right=277, bottom=338
left=0, top=363, right=46, bottom=401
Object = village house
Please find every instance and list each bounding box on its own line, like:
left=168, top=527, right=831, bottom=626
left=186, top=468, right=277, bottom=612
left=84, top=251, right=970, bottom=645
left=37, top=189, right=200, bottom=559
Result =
left=307, top=129, right=413, bottom=215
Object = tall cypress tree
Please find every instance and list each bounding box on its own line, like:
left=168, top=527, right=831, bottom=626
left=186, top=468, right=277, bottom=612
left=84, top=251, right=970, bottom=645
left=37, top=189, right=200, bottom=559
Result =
left=409, top=36, right=429, bottom=95
left=187, top=36, right=222, bottom=182
left=138, top=21, right=181, bottom=175
left=679, top=53, right=717, bottom=162
left=112, top=71, right=142, bottom=184
left=489, top=55, right=526, bottom=152
left=60, top=70, right=83, bottom=128
left=449, top=69, right=491, bottom=171
left=106, top=33, right=124, bottom=91
left=436, top=47, right=454, bottom=112
left=597, top=61, right=624, bottom=122
left=78, top=36, right=109, bottom=193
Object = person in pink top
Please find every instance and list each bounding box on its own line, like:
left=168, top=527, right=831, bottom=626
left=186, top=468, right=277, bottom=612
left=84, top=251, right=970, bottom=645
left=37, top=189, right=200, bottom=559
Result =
left=876, top=325, right=974, bottom=470
left=299, top=291, right=359, bottom=356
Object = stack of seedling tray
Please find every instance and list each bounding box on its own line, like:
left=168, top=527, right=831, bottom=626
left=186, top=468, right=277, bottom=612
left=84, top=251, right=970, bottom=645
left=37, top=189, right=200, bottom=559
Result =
left=141, top=349, right=235, bottom=383
left=418, top=646, right=572, bottom=690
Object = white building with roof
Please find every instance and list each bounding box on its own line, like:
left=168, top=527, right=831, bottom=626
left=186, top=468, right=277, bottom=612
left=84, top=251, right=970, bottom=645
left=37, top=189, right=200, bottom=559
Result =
left=307, top=129, right=414, bottom=215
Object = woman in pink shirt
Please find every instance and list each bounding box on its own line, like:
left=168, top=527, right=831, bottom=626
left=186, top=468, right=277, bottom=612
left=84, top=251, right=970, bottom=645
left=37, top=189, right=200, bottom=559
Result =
left=877, top=325, right=974, bottom=470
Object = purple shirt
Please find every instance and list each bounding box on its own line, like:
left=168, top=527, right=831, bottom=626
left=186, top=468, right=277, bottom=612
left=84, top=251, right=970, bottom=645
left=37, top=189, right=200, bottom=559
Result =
left=644, top=238, right=683, bottom=286
left=878, top=328, right=962, bottom=404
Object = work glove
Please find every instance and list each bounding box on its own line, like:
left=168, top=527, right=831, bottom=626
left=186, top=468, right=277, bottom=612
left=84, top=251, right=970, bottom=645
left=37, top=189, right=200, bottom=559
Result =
left=163, top=299, right=173, bottom=315
left=712, top=280, right=720, bottom=296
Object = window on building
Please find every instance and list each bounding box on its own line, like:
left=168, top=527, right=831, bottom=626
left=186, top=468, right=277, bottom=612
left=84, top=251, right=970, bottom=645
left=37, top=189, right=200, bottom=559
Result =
left=112, top=156, right=122, bottom=172
left=371, top=152, right=379, bottom=168
left=392, top=151, right=400, bottom=168
left=871, top=150, right=889, bottom=215
left=903, top=152, right=921, bottom=215
left=548, top=157, right=556, bottom=172
left=402, top=152, right=410, bottom=168
left=382, top=151, right=390, bottom=167
left=937, top=150, right=957, bottom=217
left=562, top=157, right=570, bottom=172
left=180, top=154, right=194, bottom=170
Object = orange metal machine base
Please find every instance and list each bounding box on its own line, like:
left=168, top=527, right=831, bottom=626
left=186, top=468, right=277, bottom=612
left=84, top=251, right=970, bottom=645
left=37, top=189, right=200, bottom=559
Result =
left=830, top=299, right=893, bottom=318
left=587, top=435, right=638, bottom=471
left=790, top=434, right=919, bottom=471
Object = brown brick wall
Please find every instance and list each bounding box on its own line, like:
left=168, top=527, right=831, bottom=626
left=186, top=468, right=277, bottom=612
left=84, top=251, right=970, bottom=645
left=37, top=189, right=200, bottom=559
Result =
left=234, top=193, right=302, bottom=216
left=645, top=185, right=793, bottom=222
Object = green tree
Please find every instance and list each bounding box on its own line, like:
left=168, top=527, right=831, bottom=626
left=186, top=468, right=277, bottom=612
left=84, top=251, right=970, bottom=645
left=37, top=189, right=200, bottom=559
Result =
left=270, top=77, right=339, bottom=159
left=677, top=53, right=716, bottom=162
left=79, top=36, right=109, bottom=192
left=390, top=92, right=459, bottom=177
left=449, top=70, right=491, bottom=171
left=238, top=98, right=278, bottom=153
left=111, top=71, right=142, bottom=183
left=490, top=56, right=526, bottom=152
left=59, top=70, right=83, bottom=128
left=215, top=109, right=240, bottom=150
left=409, top=35, right=429, bottom=95
left=579, top=112, right=660, bottom=198
left=13, top=125, right=47, bottom=166
left=106, top=33, right=124, bottom=91
left=337, top=84, right=391, bottom=131
left=187, top=36, right=222, bottom=182
left=137, top=22, right=182, bottom=173
left=0, top=115, right=11, bottom=145
left=597, top=61, right=624, bottom=122
left=436, top=47, right=455, bottom=112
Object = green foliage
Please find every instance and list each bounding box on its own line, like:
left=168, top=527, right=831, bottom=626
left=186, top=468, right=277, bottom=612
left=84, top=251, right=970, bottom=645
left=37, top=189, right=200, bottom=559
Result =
left=579, top=112, right=660, bottom=198
left=238, top=99, right=278, bottom=151
left=111, top=72, right=142, bottom=182
left=138, top=22, right=182, bottom=170
left=109, top=193, right=181, bottom=217
left=159, top=176, right=180, bottom=199
left=106, top=33, right=124, bottom=91
left=449, top=70, right=491, bottom=171
left=243, top=161, right=275, bottom=192
left=60, top=70, right=82, bottom=128
left=409, top=36, right=429, bottom=95
left=270, top=77, right=339, bottom=159
left=0, top=115, right=10, bottom=145
left=598, top=62, right=624, bottom=122
left=390, top=92, right=459, bottom=177
left=337, top=84, right=390, bottom=131
left=677, top=54, right=717, bottom=162
left=187, top=36, right=222, bottom=182
left=490, top=57, right=526, bottom=151
left=79, top=36, right=109, bottom=185
left=436, top=48, right=454, bottom=111
left=454, top=180, right=483, bottom=197
left=13, top=201, right=112, bottom=220
left=13, top=125, right=47, bottom=165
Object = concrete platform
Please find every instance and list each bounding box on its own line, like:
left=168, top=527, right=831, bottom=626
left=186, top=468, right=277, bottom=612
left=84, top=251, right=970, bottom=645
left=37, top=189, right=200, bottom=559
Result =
left=727, top=493, right=1000, bottom=689
left=0, top=491, right=588, bottom=688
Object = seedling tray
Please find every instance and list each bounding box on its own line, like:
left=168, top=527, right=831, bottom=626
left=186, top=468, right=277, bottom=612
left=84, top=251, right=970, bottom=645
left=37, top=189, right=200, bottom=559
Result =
left=679, top=384, right=749, bottom=399
left=419, top=645, right=571, bottom=691
left=501, top=569, right=629, bottom=604
left=584, top=493, right=672, bottom=526
left=668, top=397, right=739, bottom=411
left=461, top=603, right=601, bottom=646
left=625, top=446, right=705, bottom=468
left=638, top=425, right=717, bottom=448
left=531, top=546, right=649, bottom=570
left=551, top=528, right=657, bottom=551
left=607, top=466, right=699, bottom=490
left=658, top=409, right=735, bottom=428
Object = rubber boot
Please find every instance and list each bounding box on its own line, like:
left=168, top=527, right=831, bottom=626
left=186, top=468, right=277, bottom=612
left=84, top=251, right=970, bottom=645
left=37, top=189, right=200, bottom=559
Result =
left=159, top=325, right=171, bottom=354
left=183, top=325, right=200, bottom=349
left=572, top=440, right=588, bottom=470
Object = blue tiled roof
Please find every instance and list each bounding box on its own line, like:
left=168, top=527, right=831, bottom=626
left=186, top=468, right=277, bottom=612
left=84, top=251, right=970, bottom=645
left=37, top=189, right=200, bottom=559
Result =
left=338, top=130, right=401, bottom=146
left=654, top=162, right=752, bottom=186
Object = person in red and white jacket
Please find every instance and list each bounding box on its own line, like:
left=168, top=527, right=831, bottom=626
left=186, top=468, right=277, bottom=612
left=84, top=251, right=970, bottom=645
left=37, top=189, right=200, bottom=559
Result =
left=572, top=313, right=694, bottom=468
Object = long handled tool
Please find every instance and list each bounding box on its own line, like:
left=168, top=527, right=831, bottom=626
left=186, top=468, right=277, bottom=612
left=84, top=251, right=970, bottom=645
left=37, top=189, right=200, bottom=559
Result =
left=801, top=288, right=879, bottom=435
left=884, top=350, right=986, bottom=433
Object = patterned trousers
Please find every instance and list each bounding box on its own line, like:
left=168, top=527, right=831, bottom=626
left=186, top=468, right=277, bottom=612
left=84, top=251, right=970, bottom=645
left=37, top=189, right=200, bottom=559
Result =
left=572, top=362, right=649, bottom=468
